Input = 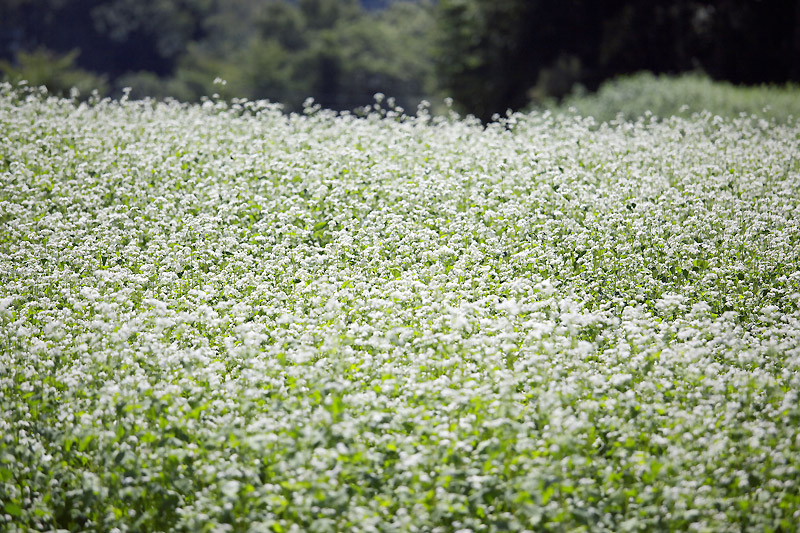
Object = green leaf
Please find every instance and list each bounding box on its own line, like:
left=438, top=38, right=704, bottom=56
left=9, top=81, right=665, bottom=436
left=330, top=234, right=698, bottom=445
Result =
left=78, top=434, right=94, bottom=452
left=4, top=502, right=22, bottom=517
left=541, top=484, right=555, bottom=505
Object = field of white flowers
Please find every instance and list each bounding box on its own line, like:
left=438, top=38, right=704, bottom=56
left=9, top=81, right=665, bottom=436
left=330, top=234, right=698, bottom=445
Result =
left=1, top=83, right=799, bottom=532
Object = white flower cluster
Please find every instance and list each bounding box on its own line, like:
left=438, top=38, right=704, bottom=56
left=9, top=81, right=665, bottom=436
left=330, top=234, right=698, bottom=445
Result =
left=1, top=83, right=799, bottom=532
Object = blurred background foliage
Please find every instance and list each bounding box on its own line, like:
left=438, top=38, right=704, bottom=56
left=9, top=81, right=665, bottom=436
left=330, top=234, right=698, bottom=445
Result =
left=1, top=0, right=799, bottom=121
left=0, top=48, right=109, bottom=97
left=551, top=72, right=800, bottom=123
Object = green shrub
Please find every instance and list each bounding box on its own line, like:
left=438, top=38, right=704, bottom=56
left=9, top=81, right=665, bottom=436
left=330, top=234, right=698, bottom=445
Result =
left=551, top=71, right=800, bottom=123
left=0, top=48, right=108, bottom=98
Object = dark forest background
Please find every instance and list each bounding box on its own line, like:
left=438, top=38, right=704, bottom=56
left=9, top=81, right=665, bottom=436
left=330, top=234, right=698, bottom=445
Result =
left=2, top=0, right=799, bottom=121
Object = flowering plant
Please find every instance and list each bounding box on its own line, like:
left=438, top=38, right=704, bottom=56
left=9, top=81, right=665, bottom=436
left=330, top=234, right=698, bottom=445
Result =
left=1, top=84, right=798, bottom=532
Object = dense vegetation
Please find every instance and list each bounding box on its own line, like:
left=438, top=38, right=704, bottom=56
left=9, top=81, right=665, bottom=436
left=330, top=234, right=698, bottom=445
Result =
left=435, top=0, right=800, bottom=120
left=0, top=0, right=436, bottom=112
left=548, top=72, right=800, bottom=124
left=1, top=80, right=799, bottom=531
left=3, top=0, right=800, bottom=119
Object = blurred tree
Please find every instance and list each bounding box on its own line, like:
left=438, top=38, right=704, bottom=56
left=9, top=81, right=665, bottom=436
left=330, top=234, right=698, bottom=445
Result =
left=434, top=0, right=800, bottom=120
left=238, top=38, right=313, bottom=104
left=0, top=47, right=109, bottom=97
left=166, top=0, right=435, bottom=110
left=332, top=1, right=436, bottom=109
left=3, top=0, right=799, bottom=117
left=0, top=0, right=212, bottom=80
left=256, top=1, right=309, bottom=52
left=90, top=0, right=213, bottom=75
left=433, top=0, right=611, bottom=120
left=114, top=70, right=195, bottom=101
left=588, top=0, right=800, bottom=87
left=299, top=0, right=361, bottom=31
left=0, top=0, right=70, bottom=56
left=166, top=0, right=314, bottom=106
left=701, top=0, right=799, bottom=84
left=433, top=0, right=534, bottom=121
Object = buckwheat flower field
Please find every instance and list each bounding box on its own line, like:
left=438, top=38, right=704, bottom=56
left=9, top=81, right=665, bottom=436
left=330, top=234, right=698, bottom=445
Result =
left=1, top=83, right=799, bottom=533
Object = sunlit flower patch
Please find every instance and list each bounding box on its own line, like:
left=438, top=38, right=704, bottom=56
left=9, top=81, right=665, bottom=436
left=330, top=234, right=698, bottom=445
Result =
left=1, top=83, right=799, bottom=532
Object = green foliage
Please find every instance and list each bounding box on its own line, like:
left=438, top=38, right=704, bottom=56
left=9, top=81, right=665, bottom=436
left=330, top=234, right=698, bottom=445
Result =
left=2, top=83, right=799, bottom=532
left=0, top=48, right=108, bottom=98
left=165, top=0, right=435, bottom=110
left=113, top=70, right=195, bottom=102
left=4, top=0, right=800, bottom=118
left=299, top=0, right=361, bottom=31
left=313, top=0, right=436, bottom=109
left=1, top=0, right=435, bottom=110
left=91, top=0, right=213, bottom=61
left=255, top=0, right=309, bottom=52
left=430, top=0, right=800, bottom=121
left=433, top=0, right=532, bottom=121
left=552, top=72, right=800, bottom=123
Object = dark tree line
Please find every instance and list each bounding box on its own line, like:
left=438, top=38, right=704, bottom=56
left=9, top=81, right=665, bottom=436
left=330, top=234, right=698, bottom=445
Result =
left=0, top=0, right=436, bottom=111
left=435, top=0, right=800, bottom=120
left=2, top=0, right=798, bottom=120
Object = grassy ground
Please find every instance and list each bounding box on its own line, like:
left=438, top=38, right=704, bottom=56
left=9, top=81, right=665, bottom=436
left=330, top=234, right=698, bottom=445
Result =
left=1, top=82, right=799, bottom=532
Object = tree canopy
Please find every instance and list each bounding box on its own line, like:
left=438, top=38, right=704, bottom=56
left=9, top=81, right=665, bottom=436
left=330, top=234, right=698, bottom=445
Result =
left=2, top=0, right=798, bottom=119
